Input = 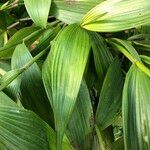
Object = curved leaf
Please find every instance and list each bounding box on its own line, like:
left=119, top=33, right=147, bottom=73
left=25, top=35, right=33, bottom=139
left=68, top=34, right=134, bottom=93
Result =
left=11, top=43, right=53, bottom=125
left=66, top=81, right=94, bottom=149
left=51, top=0, right=102, bottom=24
left=123, top=65, right=150, bottom=149
left=81, top=0, right=150, bottom=32
left=24, top=0, right=52, bottom=28
left=96, top=58, right=123, bottom=129
left=42, top=24, right=90, bottom=148
left=0, top=26, right=44, bottom=58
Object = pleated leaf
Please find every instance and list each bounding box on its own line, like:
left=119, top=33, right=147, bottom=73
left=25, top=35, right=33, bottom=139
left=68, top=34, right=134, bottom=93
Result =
left=24, top=0, right=51, bottom=28
left=11, top=43, right=53, bottom=125
left=89, top=32, right=113, bottom=90
left=123, top=65, right=150, bottom=149
left=51, top=0, right=102, bottom=24
left=66, top=81, right=94, bottom=150
left=81, top=0, right=150, bottom=32
left=0, top=26, right=44, bottom=58
left=0, top=91, right=54, bottom=150
left=96, top=58, right=123, bottom=129
left=42, top=24, right=90, bottom=148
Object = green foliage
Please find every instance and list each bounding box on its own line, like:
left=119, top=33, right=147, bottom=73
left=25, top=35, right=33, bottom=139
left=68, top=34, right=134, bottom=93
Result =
left=0, top=0, right=150, bottom=150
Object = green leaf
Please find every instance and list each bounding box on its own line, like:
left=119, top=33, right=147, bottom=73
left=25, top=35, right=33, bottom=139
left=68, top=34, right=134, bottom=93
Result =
left=128, top=34, right=150, bottom=51
left=0, top=91, right=54, bottom=150
left=108, top=38, right=150, bottom=77
left=0, top=44, right=47, bottom=92
left=0, top=26, right=44, bottom=58
left=51, top=0, right=102, bottom=24
left=11, top=43, right=53, bottom=125
left=111, top=138, right=124, bottom=150
left=42, top=24, right=90, bottom=149
left=81, top=0, right=150, bottom=32
left=140, top=55, right=150, bottom=65
left=96, top=58, right=123, bottom=129
left=24, top=0, right=52, bottom=28
left=32, top=25, right=61, bottom=56
left=89, top=32, right=113, bottom=90
left=0, top=91, right=17, bottom=107
left=66, top=81, right=94, bottom=150
left=123, top=65, right=150, bottom=149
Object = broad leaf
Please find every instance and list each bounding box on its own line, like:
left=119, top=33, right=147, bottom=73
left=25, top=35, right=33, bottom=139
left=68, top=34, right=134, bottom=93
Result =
left=42, top=24, right=90, bottom=148
left=11, top=43, right=53, bottom=125
left=81, top=0, right=150, bottom=32
left=0, top=91, right=54, bottom=150
left=96, top=58, right=123, bottom=129
left=24, top=0, right=52, bottom=28
left=123, top=65, right=150, bottom=149
left=51, top=0, right=103, bottom=24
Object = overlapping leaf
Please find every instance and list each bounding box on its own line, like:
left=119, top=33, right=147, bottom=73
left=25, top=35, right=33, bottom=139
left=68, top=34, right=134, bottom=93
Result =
left=24, top=0, right=51, bottom=28
left=81, top=0, right=150, bottom=32
left=42, top=24, right=90, bottom=148
left=0, top=91, right=54, bottom=150
left=123, top=65, right=150, bottom=149
left=66, top=81, right=94, bottom=150
left=96, top=58, right=123, bottom=129
left=108, top=38, right=150, bottom=77
left=11, top=43, right=53, bottom=125
left=51, top=0, right=102, bottom=24
left=89, top=32, right=113, bottom=90
left=0, top=26, right=44, bottom=58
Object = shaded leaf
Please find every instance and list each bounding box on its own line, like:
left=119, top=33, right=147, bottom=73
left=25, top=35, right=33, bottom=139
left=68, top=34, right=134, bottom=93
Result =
left=0, top=26, right=44, bottom=58
left=123, top=65, right=150, bottom=149
left=96, top=58, right=123, bottom=129
left=66, top=81, right=94, bottom=150
left=11, top=43, right=53, bottom=125
left=89, top=32, right=113, bottom=90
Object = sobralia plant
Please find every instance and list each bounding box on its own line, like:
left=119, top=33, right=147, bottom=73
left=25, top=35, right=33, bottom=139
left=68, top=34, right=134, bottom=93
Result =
left=0, top=0, right=150, bottom=149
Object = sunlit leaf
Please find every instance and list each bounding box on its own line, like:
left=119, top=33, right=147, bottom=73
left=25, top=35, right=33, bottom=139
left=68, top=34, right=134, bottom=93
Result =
left=81, top=0, right=150, bottom=32
left=42, top=24, right=90, bottom=148
left=51, top=0, right=103, bottom=24
left=24, top=0, right=52, bottom=28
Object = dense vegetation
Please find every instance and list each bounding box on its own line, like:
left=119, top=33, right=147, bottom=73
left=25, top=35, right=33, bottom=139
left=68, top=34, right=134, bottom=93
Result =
left=0, top=0, right=150, bottom=149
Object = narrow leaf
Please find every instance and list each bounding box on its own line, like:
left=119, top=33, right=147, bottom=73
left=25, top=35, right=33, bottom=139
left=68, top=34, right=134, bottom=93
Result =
left=96, top=58, right=123, bottom=129
left=0, top=26, right=44, bottom=58
left=66, top=81, right=94, bottom=149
